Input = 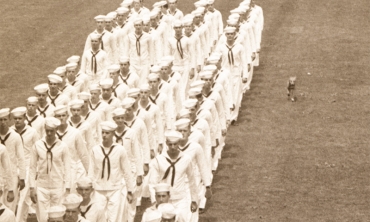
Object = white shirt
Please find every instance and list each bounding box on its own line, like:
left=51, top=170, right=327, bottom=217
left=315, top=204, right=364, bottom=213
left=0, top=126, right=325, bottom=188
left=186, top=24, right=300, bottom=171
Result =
left=80, top=49, right=109, bottom=80
left=82, top=111, right=102, bottom=145
left=78, top=196, right=106, bottom=222
left=89, top=100, right=110, bottom=122
left=125, top=117, right=150, bottom=164
left=119, top=71, right=140, bottom=89
left=47, top=91, right=69, bottom=107
left=10, top=125, right=40, bottom=168
left=68, top=119, right=95, bottom=151
left=37, top=103, right=55, bottom=118
left=25, top=113, right=45, bottom=138
left=178, top=141, right=211, bottom=186
left=56, top=125, right=89, bottom=171
left=60, top=84, right=77, bottom=101
left=165, top=35, right=195, bottom=68
left=216, top=42, right=249, bottom=79
left=85, top=30, right=117, bottom=64
left=124, top=32, right=152, bottom=65
left=0, top=204, right=16, bottom=222
left=29, top=138, right=71, bottom=189
left=88, top=142, right=133, bottom=191
left=113, top=127, right=143, bottom=176
left=0, top=129, right=26, bottom=182
left=0, top=144, right=13, bottom=190
left=138, top=101, right=164, bottom=146
left=149, top=151, right=198, bottom=202
left=149, top=92, right=173, bottom=130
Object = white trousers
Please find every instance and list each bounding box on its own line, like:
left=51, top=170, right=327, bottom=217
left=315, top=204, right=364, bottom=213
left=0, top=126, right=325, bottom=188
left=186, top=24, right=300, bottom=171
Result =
left=70, top=160, right=87, bottom=194
left=35, top=186, right=65, bottom=222
left=173, top=64, right=190, bottom=102
left=229, top=73, right=243, bottom=121
left=170, top=196, right=191, bottom=222
left=244, top=63, right=254, bottom=91
left=95, top=189, right=124, bottom=222
left=131, top=63, right=150, bottom=86
left=3, top=176, right=19, bottom=213
left=16, top=169, right=34, bottom=222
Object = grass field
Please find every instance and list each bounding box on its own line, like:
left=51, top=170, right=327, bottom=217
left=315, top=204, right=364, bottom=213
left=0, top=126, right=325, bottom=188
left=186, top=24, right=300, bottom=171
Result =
left=1, top=0, right=370, bottom=221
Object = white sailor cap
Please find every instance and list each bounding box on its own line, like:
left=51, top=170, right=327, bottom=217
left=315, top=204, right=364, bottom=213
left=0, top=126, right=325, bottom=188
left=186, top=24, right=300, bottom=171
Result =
left=167, top=0, right=177, bottom=3
left=147, top=73, right=160, bottom=81
left=77, top=92, right=91, bottom=101
left=47, top=205, right=66, bottom=219
left=191, top=10, right=202, bottom=17
left=144, top=210, right=162, bottom=222
left=238, top=5, right=249, bottom=13
left=112, top=107, right=126, bottom=117
left=143, top=15, right=151, bottom=24
left=11, top=107, right=27, bottom=117
left=127, top=88, right=141, bottom=97
left=199, top=71, right=213, bottom=79
left=54, top=105, right=68, bottom=115
left=182, top=17, right=193, bottom=26
left=66, top=55, right=80, bottom=63
left=69, top=99, right=84, bottom=109
left=63, top=193, right=83, bottom=210
left=194, top=0, right=207, bottom=8
left=150, top=65, right=162, bottom=73
left=228, top=13, right=240, bottom=20
left=34, top=83, right=49, bottom=94
left=120, top=2, right=131, bottom=7
left=197, top=7, right=206, bottom=13
left=121, top=97, right=136, bottom=109
left=27, top=96, right=39, bottom=104
left=99, top=78, right=114, bottom=89
left=66, top=62, right=78, bottom=71
left=125, top=0, right=134, bottom=3
left=178, top=108, right=191, bottom=118
left=108, top=64, right=121, bottom=73
left=240, top=1, right=250, bottom=7
left=76, top=176, right=93, bottom=188
left=211, top=51, right=223, bottom=58
left=154, top=183, right=171, bottom=193
left=165, top=130, right=183, bottom=142
left=54, top=66, right=66, bottom=75
left=116, top=7, right=130, bottom=14
left=48, top=74, right=63, bottom=83
left=230, top=8, right=243, bottom=14
left=94, top=15, right=106, bottom=21
left=100, top=121, right=117, bottom=131
left=161, top=56, right=175, bottom=63
left=188, top=88, right=202, bottom=97
left=207, top=55, right=220, bottom=64
left=183, top=99, right=198, bottom=108
left=158, top=203, right=177, bottom=219
left=174, top=118, right=191, bottom=129
left=160, top=60, right=171, bottom=67
left=107, top=12, right=117, bottom=19
left=224, top=26, right=237, bottom=33
left=105, top=14, right=115, bottom=22
left=133, top=0, right=141, bottom=3
left=45, top=117, right=61, bottom=128
left=150, top=10, right=159, bottom=19
left=119, top=56, right=130, bottom=63
left=89, top=83, right=101, bottom=92
left=154, top=1, right=167, bottom=7
left=227, top=19, right=239, bottom=26
left=203, top=65, right=217, bottom=72
left=0, top=108, right=10, bottom=118
left=133, top=17, right=143, bottom=24
left=140, top=84, right=150, bottom=92
left=90, top=33, right=101, bottom=41
left=173, top=20, right=182, bottom=28
left=207, top=0, right=215, bottom=4
left=190, top=80, right=205, bottom=88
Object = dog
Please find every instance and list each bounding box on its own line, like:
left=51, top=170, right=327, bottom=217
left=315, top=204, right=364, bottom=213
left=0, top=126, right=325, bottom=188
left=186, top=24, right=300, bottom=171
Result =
left=287, top=76, right=296, bottom=102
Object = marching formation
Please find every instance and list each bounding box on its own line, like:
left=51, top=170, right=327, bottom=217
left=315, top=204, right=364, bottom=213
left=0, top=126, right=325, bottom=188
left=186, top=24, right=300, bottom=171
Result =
left=0, top=0, right=263, bottom=221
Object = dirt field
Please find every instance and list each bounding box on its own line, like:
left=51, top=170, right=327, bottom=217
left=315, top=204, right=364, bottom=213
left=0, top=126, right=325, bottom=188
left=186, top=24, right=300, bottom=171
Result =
left=1, top=0, right=370, bottom=221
